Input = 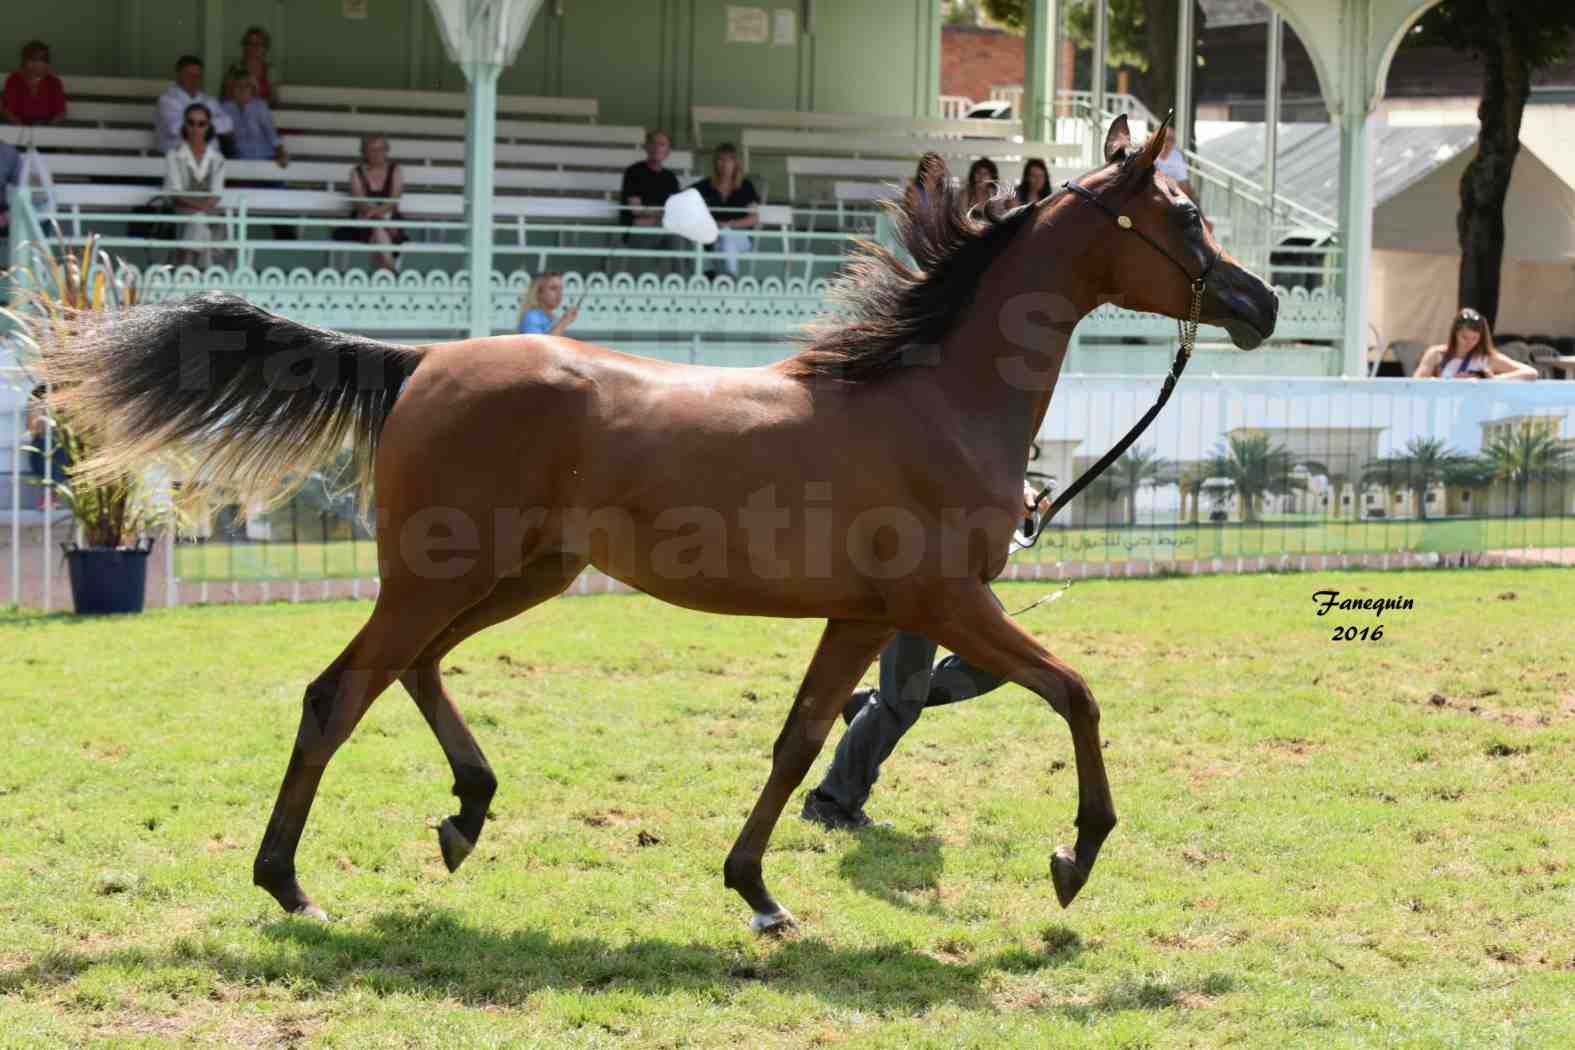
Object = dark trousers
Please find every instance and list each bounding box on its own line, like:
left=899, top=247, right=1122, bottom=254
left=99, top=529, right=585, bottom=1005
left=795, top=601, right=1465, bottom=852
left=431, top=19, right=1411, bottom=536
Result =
left=815, top=615, right=1006, bottom=814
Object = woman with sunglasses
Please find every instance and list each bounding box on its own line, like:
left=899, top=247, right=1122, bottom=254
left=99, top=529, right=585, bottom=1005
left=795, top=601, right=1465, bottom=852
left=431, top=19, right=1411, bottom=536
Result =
left=163, top=101, right=227, bottom=269
left=1413, top=308, right=1536, bottom=380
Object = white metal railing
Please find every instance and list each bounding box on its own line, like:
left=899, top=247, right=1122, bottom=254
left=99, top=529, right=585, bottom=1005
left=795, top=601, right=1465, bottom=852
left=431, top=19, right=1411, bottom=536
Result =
left=940, top=88, right=1154, bottom=126
left=938, top=95, right=975, bottom=120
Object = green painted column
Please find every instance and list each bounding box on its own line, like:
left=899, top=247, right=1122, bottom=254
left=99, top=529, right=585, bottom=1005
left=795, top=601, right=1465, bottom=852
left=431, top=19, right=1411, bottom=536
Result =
left=202, top=0, right=225, bottom=95
left=463, top=61, right=501, bottom=338
left=1336, top=0, right=1375, bottom=377
left=426, top=0, right=543, bottom=336
left=1022, top=0, right=1059, bottom=144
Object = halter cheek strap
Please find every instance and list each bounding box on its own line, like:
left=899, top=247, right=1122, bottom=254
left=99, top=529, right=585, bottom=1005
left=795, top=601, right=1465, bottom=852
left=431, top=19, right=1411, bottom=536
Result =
left=1063, top=177, right=1218, bottom=288
left=1018, top=175, right=1216, bottom=545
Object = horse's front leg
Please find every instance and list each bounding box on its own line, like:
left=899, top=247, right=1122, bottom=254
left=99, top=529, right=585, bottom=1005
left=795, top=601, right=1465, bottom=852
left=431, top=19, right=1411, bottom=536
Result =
left=918, top=583, right=1115, bottom=908
left=723, top=619, right=892, bottom=932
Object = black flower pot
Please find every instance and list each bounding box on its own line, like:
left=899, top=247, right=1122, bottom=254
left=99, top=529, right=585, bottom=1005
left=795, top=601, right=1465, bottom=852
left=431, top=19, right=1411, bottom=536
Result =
left=63, top=539, right=155, bottom=615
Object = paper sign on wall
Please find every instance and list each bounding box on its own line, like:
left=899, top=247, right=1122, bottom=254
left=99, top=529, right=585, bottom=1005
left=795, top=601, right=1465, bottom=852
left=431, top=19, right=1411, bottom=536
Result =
left=343, top=0, right=368, bottom=19
left=726, top=5, right=769, bottom=44
left=772, top=8, right=796, bottom=46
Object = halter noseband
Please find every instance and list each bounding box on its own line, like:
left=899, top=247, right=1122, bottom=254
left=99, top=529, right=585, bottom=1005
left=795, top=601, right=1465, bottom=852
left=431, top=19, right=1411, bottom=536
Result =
left=1018, top=171, right=1216, bottom=547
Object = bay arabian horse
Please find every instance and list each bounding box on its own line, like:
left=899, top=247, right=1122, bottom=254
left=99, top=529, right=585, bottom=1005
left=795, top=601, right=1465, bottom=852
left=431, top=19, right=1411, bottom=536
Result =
left=44, top=115, right=1276, bottom=932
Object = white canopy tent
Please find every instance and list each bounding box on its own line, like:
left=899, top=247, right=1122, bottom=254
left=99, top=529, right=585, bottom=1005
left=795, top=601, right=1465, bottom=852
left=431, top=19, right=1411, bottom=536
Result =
left=1372, top=140, right=1575, bottom=348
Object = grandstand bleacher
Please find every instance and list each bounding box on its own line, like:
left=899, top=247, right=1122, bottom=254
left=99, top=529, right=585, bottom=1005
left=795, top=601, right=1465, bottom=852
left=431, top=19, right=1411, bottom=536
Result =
left=5, top=75, right=1108, bottom=314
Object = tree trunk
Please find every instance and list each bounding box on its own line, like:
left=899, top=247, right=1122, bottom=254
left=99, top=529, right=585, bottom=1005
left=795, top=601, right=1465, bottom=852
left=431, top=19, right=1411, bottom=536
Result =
left=1457, top=1, right=1530, bottom=327
left=1133, top=0, right=1177, bottom=120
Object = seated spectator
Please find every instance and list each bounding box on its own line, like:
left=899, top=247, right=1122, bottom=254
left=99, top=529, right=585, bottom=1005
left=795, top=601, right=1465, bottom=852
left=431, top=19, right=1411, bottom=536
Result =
left=692, top=143, right=759, bottom=278
left=1156, top=126, right=1199, bottom=201
left=963, top=157, right=999, bottom=213
left=164, top=102, right=226, bottom=269
left=903, top=152, right=947, bottom=213
left=518, top=272, right=579, bottom=336
left=334, top=135, right=405, bottom=273
left=1413, top=307, right=1537, bottom=381
left=1016, top=157, right=1052, bottom=205
left=619, top=129, right=682, bottom=273
left=239, top=26, right=278, bottom=107
left=2, top=41, right=66, bottom=126
left=0, top=141, right=20, bottom=234
left=220, top=68, right=287, bottom=167
left=1155, top=126, right=1213, bottom=232
left=158, top=55, right=233, bottom=154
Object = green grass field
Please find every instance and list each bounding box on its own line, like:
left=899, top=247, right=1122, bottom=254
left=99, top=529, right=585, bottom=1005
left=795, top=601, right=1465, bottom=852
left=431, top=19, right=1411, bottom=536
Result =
left=169, top=516, right=1575, bottom=582
left=3, top=571, right=1573, bottom=1047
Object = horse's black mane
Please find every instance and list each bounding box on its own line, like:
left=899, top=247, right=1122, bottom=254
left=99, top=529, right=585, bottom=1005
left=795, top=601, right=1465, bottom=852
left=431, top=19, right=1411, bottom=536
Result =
left=786, top=158, right=1042, bottom=383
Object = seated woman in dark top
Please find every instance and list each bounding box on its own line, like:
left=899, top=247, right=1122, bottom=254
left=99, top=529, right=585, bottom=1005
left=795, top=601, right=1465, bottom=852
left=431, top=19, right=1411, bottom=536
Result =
left=1016, top=157, right=1052, bottom=204
left=691, top=143, right=759, bottom=277
left=334, top=135, right=406, bottom=273
left=963, top=157, right=999, bottom=213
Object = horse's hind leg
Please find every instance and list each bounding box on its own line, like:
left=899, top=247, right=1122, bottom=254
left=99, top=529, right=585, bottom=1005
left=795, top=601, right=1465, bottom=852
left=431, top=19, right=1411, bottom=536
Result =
left=724, top=619, right=891, bottom=932
left=399, top=552, right=589, bottom=872
left=252, top=580, right=484, bottom=919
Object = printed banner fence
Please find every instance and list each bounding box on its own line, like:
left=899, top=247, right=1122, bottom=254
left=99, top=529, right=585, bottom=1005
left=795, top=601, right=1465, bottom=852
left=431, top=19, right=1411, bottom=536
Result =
left=5, top=375, right=1573, bottom=611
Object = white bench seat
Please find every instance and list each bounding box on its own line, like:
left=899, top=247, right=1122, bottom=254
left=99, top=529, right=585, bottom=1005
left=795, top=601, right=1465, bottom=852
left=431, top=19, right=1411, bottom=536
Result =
left=692, top=105, right=1019, bottom=147
left=17, top=126, right=692, bottom=177
left=61, top=76, right=598, bottom=122
left=38, top=154, right=628, bottom=197
left=744, top=129, right=1079, bottom=166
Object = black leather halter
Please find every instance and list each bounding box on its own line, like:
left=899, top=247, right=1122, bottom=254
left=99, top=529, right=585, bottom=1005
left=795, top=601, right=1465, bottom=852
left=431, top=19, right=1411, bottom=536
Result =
left=1019, top=173, right=1217, bottom=545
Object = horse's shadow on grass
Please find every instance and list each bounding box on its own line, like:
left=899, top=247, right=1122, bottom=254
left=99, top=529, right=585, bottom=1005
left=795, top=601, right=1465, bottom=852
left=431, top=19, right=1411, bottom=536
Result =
left=837, top=826, right=948, bottom=914
left=2, top=908, right=1111, bottom=1016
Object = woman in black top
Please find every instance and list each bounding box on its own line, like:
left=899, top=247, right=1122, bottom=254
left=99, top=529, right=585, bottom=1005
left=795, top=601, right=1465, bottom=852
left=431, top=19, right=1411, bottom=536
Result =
left=963, top=157, right=999, bottom=213
left=334, top=135, right=406, bottom=273
left=692, top=143, right=759, bottom=277
left=1016, top=157, right=1052, bottom=204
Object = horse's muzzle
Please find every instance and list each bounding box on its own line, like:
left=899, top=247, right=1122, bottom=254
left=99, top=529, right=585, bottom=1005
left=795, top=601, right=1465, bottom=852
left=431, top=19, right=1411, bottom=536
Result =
left=1205, top=261, right=1278, bottom=350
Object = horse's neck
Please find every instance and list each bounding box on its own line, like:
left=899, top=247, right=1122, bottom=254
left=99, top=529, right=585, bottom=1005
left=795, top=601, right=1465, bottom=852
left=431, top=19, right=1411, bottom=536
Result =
left=933, top=208, right=1101, bottom=459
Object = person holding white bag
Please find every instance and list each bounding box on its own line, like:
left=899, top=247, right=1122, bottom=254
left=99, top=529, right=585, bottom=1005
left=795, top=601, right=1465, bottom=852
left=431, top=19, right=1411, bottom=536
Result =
left=690, top=143, right=759, bottom=279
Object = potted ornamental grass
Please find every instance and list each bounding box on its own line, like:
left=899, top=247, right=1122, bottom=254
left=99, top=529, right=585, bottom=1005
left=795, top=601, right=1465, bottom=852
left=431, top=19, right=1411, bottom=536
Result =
left=7, top=232, right=178, bottom=614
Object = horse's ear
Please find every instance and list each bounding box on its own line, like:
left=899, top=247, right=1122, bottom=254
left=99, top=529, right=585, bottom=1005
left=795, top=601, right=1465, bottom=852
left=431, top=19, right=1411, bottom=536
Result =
left=1103, top=114, right=1131, bottom=163
left=1137, top=110, right=1175, bottom=171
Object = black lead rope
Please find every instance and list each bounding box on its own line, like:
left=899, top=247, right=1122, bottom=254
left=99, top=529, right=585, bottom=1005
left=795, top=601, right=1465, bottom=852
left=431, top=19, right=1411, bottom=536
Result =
left=1019, top=177, right=1216, bottom=548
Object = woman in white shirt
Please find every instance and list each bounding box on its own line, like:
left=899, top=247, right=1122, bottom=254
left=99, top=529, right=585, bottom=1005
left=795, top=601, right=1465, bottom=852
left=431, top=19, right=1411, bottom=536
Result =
left=164, top=101, right=226, bottom=269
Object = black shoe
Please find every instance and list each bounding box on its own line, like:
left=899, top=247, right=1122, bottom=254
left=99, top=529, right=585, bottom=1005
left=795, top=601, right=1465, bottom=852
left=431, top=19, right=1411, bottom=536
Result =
left=843, top=688, right=876, bottom=726
left=800, top=789, right=874, bottom=831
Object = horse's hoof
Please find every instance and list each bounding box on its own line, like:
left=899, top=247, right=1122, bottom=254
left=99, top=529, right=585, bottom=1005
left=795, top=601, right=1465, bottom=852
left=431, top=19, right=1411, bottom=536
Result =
left=291, top=902, right=329, bottom=921
left=1050, top=846, right=1088, bottom=909
left=750, top=909, right=798, bottom=935
left=438, top=817, right=475, bottom=873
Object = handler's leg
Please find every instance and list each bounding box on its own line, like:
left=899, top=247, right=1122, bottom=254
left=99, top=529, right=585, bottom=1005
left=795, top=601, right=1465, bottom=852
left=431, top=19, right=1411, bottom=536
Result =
left=808, top=631, right=938, bottom=819
left=921, top=589, right=1010, bottom=707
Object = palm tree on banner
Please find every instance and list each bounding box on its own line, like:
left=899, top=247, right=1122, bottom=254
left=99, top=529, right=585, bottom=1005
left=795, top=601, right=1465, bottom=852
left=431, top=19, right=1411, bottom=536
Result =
left=1177, top=461, right=1211, bottom=524
left=1476, top=425, right=1574, bottom=517
left=1083, top=447, right=1176, bottom=526
left=1202, top=432, right=1308, bottom=523
left=1360, top=437, right=1466, bottom=521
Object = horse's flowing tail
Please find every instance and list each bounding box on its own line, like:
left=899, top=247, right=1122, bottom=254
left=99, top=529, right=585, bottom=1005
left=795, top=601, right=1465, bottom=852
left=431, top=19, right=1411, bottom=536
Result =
left=39, top=292, right=425, bottom=503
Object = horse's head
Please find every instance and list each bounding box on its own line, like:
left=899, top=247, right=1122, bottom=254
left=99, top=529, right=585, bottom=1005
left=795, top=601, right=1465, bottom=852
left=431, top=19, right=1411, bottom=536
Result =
left=1075, top=113, right=1278, bottom=350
